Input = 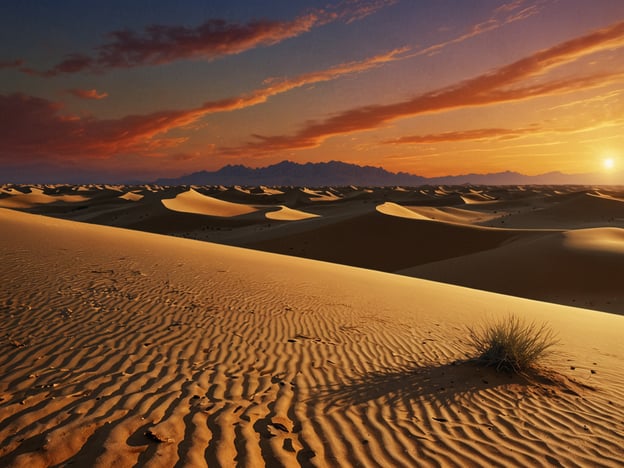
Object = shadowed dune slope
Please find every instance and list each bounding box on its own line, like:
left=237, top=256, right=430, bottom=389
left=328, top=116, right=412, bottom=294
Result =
left=480, top=192, right=624, bottom=229
left=1, top=208, right=623, bottom=467
left=400, top=228, right=624, bottom=315
left=245, top=207, right=542, bottom=271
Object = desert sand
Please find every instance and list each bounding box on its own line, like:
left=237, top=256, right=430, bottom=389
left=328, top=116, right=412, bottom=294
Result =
left=1, top=184, right=624, bottom=466
left=3, top=184, right=624, bottom=314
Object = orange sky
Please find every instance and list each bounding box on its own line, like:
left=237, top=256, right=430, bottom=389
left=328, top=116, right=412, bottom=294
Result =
left=1, top=1, right=623, bottom=182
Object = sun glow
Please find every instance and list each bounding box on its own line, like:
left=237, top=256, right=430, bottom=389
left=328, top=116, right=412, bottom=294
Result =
left=603, top=158, right=615, bottom=170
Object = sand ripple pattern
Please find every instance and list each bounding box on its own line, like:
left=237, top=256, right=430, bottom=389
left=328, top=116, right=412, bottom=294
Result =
left=1, top=210, right=623, bottom=467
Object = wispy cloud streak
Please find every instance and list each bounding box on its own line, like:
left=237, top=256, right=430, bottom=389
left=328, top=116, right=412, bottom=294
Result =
left=384, top=127, right=537, bottom=144
left=222, top=20, right=624, bottom=155
left=383, top=117, right=624, bottom=145
left=408, top=0, right=542, bottom=58
left=23, top=0, right=394, bottom=76
left=0, top=47, right=408, bottom=161
left=67, top=88, right=109, bottom=100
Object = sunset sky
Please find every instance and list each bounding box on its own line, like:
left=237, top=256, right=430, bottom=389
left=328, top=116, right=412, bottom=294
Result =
left=1, top=0, right=624, bottom=182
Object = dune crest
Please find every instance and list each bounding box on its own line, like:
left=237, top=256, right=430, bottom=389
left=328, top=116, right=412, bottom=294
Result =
left=161, top=188, right=258, bottom=217
left=119, top=191, right=144, bottom=202
left=0, top=187, right=88, bottom=208
left=265, top=205, right=319, bottom=221
left=376, top=201, right=430, bottom=220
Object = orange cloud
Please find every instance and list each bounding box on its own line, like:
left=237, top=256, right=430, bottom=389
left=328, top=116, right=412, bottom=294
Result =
left=382, top=116, right=624, bottom=146
left=222, top=20, right=624, bottom=156
left=0, top=47, right=408, bottom=162
left=67, top=88, right=108, bottom=100
left=0, top=59, right=24, bottom=69
left=383, top=127, right=537, bottom=144
left=0, top=93, right=206, bottom=161
left=25, top=1, right=394, bottom=76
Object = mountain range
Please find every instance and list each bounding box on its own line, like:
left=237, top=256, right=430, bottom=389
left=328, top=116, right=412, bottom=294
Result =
left=154, top=160, right=618, bottom=186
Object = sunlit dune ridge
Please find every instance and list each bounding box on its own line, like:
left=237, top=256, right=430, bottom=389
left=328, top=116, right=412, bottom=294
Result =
left=161, top=188, right=258, bottom=217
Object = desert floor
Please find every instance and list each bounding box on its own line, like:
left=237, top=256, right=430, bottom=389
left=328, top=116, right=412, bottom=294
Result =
left=1, top=184, right=623, bottom=466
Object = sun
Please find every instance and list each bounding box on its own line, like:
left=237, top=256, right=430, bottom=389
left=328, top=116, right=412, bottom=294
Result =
left=603, top=158, right=615, bottom=170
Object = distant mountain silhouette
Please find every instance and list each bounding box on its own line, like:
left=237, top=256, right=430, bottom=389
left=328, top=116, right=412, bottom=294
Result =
left=155, top=160, right=614, bottom=186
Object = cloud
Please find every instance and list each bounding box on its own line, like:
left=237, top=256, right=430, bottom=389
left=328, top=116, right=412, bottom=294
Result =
left=0, top=46, right=407, bottom=163
left=221, top=19, right=624, bottom=156
left=167, top=152, right=203, bottom=162
left=0, top=93, right=203, bottom=161
left=383, top=127, right=537, bottom=144
left=67, top=88, right=109, bottom=100
left=407, top=0, right=542, bottom=59
left=214, top=46, right=410, bottom=111
left=26, top=0, right=394, bottom=76
left=382, top=117, right=624, bottom=146
left=0, top=59, right=24, bottom=69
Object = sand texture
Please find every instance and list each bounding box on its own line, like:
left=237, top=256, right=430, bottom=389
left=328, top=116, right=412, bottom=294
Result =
left=1, top=207, right=623, bottom=467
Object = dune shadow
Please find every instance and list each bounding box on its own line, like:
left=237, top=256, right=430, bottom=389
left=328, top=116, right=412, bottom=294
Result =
left=317, top=359, right=548, bottom=409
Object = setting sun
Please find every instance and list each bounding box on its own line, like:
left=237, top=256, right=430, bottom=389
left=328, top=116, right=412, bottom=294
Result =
left=603, top=158, right=615, bottom=170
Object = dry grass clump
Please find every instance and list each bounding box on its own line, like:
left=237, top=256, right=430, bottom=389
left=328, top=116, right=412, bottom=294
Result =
left=467, top=315, right=558, bottom=373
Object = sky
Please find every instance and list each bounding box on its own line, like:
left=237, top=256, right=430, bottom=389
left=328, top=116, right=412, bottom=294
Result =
left=1, top=0, right=624, bottom=183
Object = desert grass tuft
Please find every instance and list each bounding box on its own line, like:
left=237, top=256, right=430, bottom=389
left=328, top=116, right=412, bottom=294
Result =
left=467, top=314, right=558, bottom=373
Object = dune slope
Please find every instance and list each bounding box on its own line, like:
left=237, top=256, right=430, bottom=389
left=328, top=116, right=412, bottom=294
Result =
left=246, top=208, right=540, bottom=271
left=400, top=228, right=624, bottom=314
left=0, top=208, right=623, bottom=467
left=162, top=188, right=258, bottom=217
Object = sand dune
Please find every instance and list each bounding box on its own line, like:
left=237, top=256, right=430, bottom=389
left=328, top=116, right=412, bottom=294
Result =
left=265, top=205, right=320, bottom=221
left=1, top=208, right=623, bottom=467
left=259, top=186, right=285, bottom=196
left=480, top=191, right=624, bottom=229
left=3, top=183, right=623, bottom=318
left=119, top=191, right=144, bottom=202
left=401, top=227, right=624, bottom=314
left=460, top=192, right=496, bottom=204
left=0, top=187, right=88, bottom=209
left=162, top=188, right=258, bottom=217
left=378, top=202, right=498, bottom=224
left=301, top=187, right=341, bottom=201
left=246, top=208, right=536, bottom=272
left=376, top=201, right=431, bottom=220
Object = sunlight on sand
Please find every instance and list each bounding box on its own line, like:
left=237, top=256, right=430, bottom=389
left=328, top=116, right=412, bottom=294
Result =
left=1, top=184, right=624, bottom=466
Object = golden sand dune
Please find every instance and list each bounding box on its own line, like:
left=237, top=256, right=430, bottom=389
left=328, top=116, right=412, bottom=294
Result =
left=260, top=186, right=285, bottom=196
left=0, top=208, right=622, bottom=467
left=119, top=191, right=144, bottom=202
left=162, top=188, right=258, bottom=217
left=0, top=187, right=19, bottom=195
left=460, top=194, right=495, bottom=204
left=591, top=190, right=624, bottom=202
left=0, top=187, right=88, bottom=209
left=401, top=227, right=624, bottom=314
left=265, top=205, right=320, bottom=221
left=377, top=202, right=497, bottom=224
left=376, top=201, right=431, bottom=220
left=301, top=187, right=340, bottom=201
